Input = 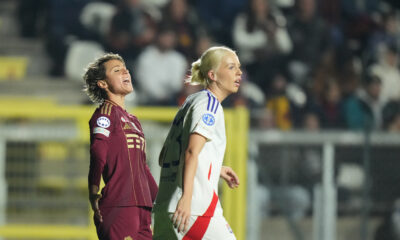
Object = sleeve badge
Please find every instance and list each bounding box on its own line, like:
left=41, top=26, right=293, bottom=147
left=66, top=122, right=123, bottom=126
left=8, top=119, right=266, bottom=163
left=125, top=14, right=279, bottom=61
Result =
left=202, top=113, right=215, bottom=126
left=97, top=116, right=111, bottom=128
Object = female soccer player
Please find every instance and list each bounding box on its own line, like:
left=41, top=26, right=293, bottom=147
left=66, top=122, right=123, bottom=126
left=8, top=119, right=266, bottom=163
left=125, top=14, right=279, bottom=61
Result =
left=84, top=53, right=158, bottom=240
left=153, top=46, right=241, bottom=240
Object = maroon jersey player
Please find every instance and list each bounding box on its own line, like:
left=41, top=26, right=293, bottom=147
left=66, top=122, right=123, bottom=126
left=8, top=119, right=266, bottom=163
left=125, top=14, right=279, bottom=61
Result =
left=83, top=53, right=158, bottom=240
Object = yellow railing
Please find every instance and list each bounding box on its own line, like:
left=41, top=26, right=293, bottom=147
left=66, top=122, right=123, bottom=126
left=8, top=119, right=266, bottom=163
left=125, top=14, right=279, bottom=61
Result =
left=223, top=106, right=249, bottom=240
left=0, top=98, right=248, bottom=240
left=0, top=225, right=98, bottom=239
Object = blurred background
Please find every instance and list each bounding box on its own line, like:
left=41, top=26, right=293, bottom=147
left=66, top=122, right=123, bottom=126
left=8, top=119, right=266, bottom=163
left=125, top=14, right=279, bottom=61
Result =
left=0, top=0, right=400, bottom=239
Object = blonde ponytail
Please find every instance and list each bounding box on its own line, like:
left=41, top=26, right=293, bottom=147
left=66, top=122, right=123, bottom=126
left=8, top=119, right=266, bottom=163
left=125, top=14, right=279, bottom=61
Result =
left=186, top=46, right=235, bottom=87
left=186, top=59, right=207, bottom=86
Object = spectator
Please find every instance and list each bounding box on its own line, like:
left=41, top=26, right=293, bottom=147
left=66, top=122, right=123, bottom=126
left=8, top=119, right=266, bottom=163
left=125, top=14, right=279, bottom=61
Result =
left=176, top=33, right=216, bottom=106
left=298, top=111, right=322, bottom=191
left=254, top=108, right=276, bottom=129
left=336, top=51, right=362, bottom=97
left=318, top=80, right=345, bottom=128
left=367, top=9, right=400, bottom=64
left=340, top=0, right=379, bottom=53
left=342, top=74, right=386, bottom=130
left=309, top=49, right=339, bottom=101
left=45, top=0, right=94, bottom=76
left=303, top=111, right=320, bottom=131
left=16, top=0, right=48, bottom=38
left=266, top=73, right=293, bottom=130
left=135, top=24, right=187, bottom=105
left=387, top=112, right=400, bottom=132
left=370, top=43, right=400, bottom=102
left=161, top=0, right=201, bottom=61
left=194, top=0, right=246, bottom=46
left=106, top=0, right=157, bottom=65
left=311, top=47, right=362, bottom=100
left=384, top=0, right=400, bottom=9
left=382, top=100, right=400, bottom=132
left=232, top=0, right=292, bottom=94
left=194, top=33, right=215, bottom=58
left=341, top=0, right=380, bottom=17
left=287, top=0, right=331, bottom=86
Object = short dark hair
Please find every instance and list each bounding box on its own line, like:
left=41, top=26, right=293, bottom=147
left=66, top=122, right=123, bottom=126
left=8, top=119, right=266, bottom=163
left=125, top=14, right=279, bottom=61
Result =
left=83, top=53, right=124, bottom=104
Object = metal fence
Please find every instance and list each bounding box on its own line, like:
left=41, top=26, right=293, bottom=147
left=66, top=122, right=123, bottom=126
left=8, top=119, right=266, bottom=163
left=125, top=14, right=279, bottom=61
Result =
left=247, top=130, right=400, bottom=240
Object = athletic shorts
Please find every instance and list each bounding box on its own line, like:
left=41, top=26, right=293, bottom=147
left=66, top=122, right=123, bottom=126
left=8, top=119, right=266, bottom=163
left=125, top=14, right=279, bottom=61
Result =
left=94, top=206, right=152, bottom=240
left=153, top=212, right=236, bottom=240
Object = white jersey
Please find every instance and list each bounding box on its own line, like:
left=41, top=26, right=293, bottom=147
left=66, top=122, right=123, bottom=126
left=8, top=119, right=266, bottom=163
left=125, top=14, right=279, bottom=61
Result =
left=154, top=90, right=226, bottom=216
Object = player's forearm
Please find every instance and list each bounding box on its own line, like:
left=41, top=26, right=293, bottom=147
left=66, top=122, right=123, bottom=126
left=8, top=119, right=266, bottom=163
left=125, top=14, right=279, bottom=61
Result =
left=89, top=184, right=100, bottom=196
left=182, top=150, right=198, bottom=199
left=88, top=184, right=101, bottom=210
left=88, top=162, right=103, bottom=186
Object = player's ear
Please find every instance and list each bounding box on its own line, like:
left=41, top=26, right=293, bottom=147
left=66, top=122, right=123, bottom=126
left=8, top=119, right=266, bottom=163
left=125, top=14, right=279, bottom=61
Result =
left=97, top=80, right=108, bottom=90
left=207, top=70, right=217, bottom=82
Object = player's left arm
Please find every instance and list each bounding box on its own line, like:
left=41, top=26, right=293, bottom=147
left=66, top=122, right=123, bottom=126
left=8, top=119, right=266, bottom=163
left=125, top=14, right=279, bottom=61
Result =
left=220, top=166, right=240, bottom=189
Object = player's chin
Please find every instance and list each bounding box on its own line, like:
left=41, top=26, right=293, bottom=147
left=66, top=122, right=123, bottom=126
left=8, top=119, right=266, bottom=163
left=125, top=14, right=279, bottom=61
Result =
left=231, top=87, right=239, bottom=93
left=124, top=87, right=134, bottom=94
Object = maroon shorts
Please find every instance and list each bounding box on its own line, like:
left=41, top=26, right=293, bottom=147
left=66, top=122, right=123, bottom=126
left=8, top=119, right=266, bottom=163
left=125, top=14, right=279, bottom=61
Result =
left=94, top=206, right=152, bottom=240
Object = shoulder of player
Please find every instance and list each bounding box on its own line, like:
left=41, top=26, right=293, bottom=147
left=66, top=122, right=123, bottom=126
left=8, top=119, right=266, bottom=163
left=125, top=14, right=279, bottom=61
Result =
left=99, top=101, right=117, bottom=116
left=192, top=90, right=220, bottom=114
left=90, top=102, right=118, bottom=125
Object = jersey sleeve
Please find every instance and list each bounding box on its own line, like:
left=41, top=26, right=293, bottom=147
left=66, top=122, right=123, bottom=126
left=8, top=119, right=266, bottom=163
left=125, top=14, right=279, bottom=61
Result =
left=190, top=93, right=220, bottom=141
left=88, top=104, right=116, bottom=187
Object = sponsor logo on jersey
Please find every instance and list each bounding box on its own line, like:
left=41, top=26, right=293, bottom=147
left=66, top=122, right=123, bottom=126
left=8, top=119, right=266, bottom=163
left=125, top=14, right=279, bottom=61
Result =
left=97, top=116, right=111, bottom=128
left=126, top=133, right=145, bottom=150
left=202, top=113, right=215, bottom=126
left=93, top=127, right=110, bottom=137
left=123, top=122, right=131, bottom=130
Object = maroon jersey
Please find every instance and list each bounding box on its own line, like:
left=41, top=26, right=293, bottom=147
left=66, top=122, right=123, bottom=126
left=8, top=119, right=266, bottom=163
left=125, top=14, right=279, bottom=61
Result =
left=88, top=100, right=158, bottom=208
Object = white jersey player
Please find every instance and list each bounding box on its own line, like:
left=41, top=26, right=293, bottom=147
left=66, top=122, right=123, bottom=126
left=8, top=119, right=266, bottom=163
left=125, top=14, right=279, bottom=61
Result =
left=153, top=46, right=242, bottom=240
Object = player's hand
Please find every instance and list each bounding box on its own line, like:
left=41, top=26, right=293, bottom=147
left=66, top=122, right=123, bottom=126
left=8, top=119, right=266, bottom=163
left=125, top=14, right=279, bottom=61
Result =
left=220, top=166, right=240, bottom=189
left=172, top=196, right=191, bottom=233
left=89, top=193, right=103, bottom=223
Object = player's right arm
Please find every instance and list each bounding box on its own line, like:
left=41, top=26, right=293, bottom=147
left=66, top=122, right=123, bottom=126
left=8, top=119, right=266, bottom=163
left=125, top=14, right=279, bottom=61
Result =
left=173, top=133, right=207, bottom=233
left=88, top=105, right=115, bottom=222
left=88, top=136, right=108, bottom=223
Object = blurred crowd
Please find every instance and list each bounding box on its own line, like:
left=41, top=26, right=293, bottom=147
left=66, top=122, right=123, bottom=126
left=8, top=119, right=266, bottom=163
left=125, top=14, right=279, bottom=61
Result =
left=15, top=0, right=400, bottom=132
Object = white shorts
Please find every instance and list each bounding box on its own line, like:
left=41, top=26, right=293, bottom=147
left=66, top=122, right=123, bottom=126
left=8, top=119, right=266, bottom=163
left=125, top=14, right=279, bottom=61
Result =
left=153, top=212, right=236, bottom=240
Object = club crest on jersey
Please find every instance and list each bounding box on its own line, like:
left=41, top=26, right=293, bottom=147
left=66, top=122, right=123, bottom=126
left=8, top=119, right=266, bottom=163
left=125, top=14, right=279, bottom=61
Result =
left=202, top=113, right=215, bottom=126
left=97, top=116, right=111, bottom=128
